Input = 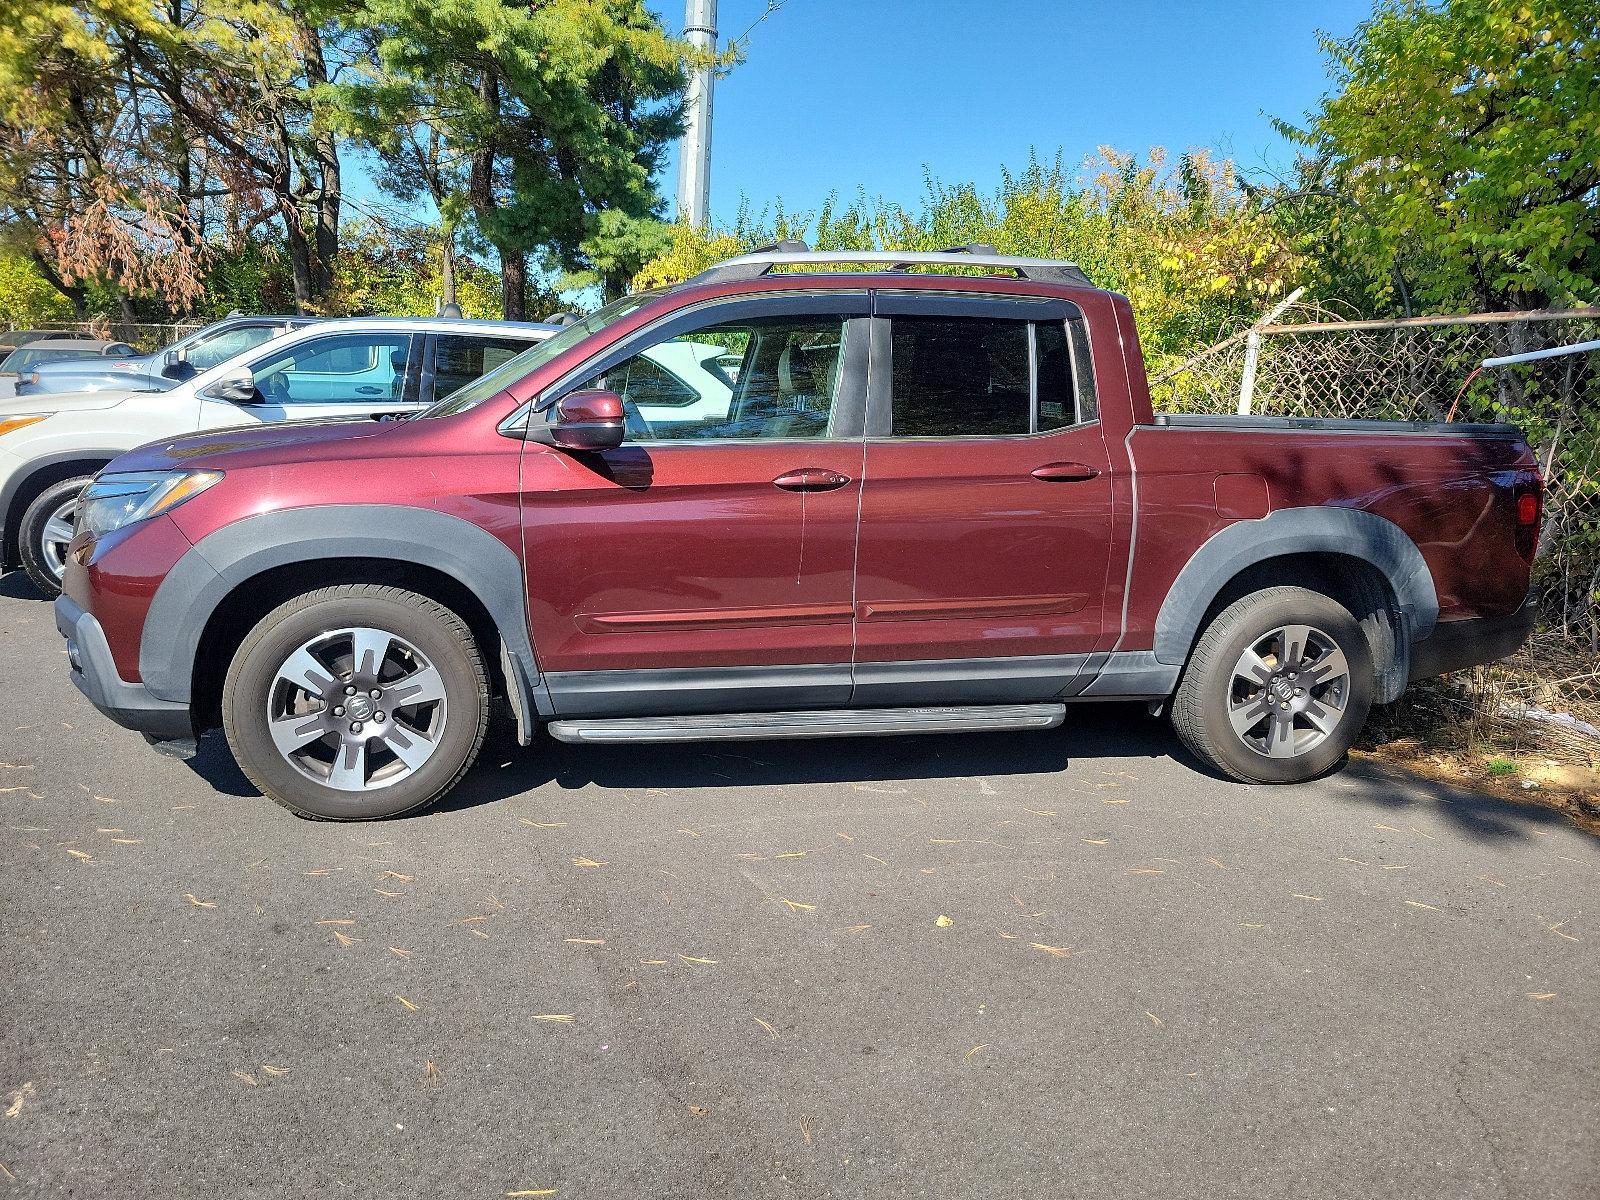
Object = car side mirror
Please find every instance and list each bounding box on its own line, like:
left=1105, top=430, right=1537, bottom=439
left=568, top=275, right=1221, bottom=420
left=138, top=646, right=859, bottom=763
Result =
left=162, top=349, right=182, bottom=373
left=535, top=389, right=625, bottom=451
left=205, top=370, right=257, bottom=403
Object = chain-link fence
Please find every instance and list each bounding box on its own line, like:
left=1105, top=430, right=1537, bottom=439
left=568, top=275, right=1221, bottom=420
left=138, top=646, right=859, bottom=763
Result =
left=5, top=320, right=207, bottom=352
left=1153, top=307, right=1600, bottom=757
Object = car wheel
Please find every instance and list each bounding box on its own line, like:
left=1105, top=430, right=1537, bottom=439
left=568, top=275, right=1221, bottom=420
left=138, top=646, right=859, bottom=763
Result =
left=1170, top=585, right=1374, bottom=784
left=19, top=476, right=91, bottom=598
left=222, top=584, right=490, bottom=820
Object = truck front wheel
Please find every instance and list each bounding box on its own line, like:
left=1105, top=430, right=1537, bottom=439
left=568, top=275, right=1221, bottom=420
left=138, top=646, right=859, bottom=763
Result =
left=222, top=584, right=490, bottom=820
left=1171, top=585, right=1374, bottom=784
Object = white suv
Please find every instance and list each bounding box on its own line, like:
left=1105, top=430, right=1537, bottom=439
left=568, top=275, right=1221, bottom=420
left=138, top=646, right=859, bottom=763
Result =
left=0, top=317, right=552, bottom=596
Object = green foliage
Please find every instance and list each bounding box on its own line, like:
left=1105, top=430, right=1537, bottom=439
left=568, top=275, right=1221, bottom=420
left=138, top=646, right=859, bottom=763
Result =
left=1287, top=0, right=1600, bottom=312
left=331, top=0, right=691, bottom=314
left=1484, top=757, right=1518, bottom=777
left=0, top=248, right=75, bottom=323
left=635, top=149, right=1303, bottom=366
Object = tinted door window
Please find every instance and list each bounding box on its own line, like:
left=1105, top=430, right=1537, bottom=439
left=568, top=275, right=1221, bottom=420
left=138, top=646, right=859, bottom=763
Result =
left=432, top=334, right=539, bottom=401
left=247, top=333, right=414, bottom=405
left=581, top=315, right=850, bottom=441
left=887, top=315, right=1092, bottom=436
left=890, top=317, right=1031, bottom=436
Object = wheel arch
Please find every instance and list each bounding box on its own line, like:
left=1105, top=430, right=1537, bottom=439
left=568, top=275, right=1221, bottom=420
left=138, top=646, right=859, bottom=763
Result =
left=1153, top=507, right=1437, bottom=704
left=143, top=505, right=545, bottom=740
left=1, top=452, right=118, bottom=568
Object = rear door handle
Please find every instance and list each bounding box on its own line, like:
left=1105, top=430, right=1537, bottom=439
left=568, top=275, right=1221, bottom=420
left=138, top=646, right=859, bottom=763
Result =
left=355, top=385, right=384, bottom=395
left=773, top=468, right=852, bottom=492
left=1031, top=461, right=1101, bottom=482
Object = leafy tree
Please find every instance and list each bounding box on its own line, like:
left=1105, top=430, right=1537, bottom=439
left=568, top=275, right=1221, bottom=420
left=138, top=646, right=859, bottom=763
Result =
left=334, top=0, right=691, bottom=317
left=1283, top=0, right=1600, bottom=312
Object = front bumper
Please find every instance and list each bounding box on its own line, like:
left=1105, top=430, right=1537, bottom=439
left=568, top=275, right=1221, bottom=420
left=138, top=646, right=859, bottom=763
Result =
left=55, top=593, right=193, bottom=740
left=1408, top=594, right=1537, bottom=682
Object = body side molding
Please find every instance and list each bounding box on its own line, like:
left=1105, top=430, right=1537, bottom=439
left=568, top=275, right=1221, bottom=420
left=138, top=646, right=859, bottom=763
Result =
left=1151, top=505, right=1439, bottom=667
left=139, top=505, right=546, bottom=732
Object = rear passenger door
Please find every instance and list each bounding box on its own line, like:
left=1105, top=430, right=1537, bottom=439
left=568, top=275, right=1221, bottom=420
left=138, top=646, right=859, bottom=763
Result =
left=851, top=293, right=1115, bottom=703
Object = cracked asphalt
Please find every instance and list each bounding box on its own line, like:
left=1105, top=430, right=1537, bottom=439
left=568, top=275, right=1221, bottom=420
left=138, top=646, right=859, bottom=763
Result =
left=1, top=573, right=1596, bottom=1198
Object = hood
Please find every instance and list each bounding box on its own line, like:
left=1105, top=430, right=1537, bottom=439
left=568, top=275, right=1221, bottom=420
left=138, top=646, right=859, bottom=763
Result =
left=34, top=352, right=155, bottom=378
left=0, top=388, right=134, bottom=416
left=112, top=415, right=393, bottom=473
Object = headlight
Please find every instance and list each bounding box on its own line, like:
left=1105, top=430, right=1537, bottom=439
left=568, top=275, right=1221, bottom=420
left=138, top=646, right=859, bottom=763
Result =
left=0, top=413, right=48, bottom=438
left=77, top=470, right=223, bottom=537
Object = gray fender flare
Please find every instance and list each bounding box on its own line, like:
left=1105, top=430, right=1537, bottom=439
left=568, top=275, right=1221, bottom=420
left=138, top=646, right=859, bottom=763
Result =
left=139, top=505, right=543, bottom=723
left=1152, top=506, right=1439, bottom=667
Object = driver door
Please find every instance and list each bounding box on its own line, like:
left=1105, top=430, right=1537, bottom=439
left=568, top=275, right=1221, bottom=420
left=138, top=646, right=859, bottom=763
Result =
left=520, top=293, right=871, bottom=717
left=197, top=331, right=418, bottom=428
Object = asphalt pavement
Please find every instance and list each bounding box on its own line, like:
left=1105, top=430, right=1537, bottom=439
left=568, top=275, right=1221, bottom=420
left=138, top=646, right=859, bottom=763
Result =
left=1, top=572, right=1595, bottom=1198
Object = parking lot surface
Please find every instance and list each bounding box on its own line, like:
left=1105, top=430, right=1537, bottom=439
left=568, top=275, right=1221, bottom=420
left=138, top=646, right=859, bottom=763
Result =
left=1, top=575, right=1596, bottom=1198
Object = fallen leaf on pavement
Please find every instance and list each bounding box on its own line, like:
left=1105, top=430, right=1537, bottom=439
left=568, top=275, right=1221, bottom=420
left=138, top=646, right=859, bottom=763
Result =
left=935, top=915, right=954, bottom=928
left=395, top=996, right=419, bottom=1011
left=183, top=893, right=216, bottom=908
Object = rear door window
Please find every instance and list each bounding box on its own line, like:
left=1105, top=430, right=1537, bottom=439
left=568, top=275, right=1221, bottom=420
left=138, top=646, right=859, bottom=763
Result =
left=885, top=314, right=1091, bottom=436
left=430, top=334, right=541, bottom=402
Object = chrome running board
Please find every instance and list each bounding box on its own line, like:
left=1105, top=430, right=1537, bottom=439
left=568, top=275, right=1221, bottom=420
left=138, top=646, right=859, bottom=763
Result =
left=545, top=704, right=1066, bottom=744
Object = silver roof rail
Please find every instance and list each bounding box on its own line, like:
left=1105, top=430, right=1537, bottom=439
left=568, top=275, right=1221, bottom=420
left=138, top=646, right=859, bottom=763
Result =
left=687, top=242, right=1093, bottom=288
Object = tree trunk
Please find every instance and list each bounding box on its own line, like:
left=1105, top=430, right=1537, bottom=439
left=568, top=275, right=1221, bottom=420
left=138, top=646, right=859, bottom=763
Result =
left=284, top=209, right=315, bottom=312
left=299, top=20, right=341, bottom=298
left=440, top=224, right=457, bottom=306
left=500, top=249, right=526, bottom=321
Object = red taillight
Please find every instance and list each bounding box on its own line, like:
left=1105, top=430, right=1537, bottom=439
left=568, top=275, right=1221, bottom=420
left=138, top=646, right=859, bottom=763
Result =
left=1514, top=480, right=1542, bottom=562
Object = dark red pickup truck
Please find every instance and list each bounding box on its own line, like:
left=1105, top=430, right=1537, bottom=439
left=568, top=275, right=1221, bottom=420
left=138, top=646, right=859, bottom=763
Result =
left=55, top=248, right=1541, bottom=820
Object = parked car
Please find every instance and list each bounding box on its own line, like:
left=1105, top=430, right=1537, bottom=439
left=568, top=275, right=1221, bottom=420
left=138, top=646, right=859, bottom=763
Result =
left=1, top=316, right=553, bottom=597
left=54, top=247, right=1541, bottom=820
left=15, top=314, right=318, bottom=397
left=0, top=330, right=89, bottom=351
left=1, top=339, right=135, bottom=377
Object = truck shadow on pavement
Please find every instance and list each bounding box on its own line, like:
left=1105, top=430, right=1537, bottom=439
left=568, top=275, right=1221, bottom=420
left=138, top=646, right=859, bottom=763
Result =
left=183, top=703, right=1589, bottom=844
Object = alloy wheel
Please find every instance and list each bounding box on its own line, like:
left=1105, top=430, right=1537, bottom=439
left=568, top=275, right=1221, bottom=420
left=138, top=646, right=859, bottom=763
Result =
left=1226, top=623, right=1351, bottom=759
left=265, top=626, right=448, bottom=791
left=39, top=497, right=77, bottom=582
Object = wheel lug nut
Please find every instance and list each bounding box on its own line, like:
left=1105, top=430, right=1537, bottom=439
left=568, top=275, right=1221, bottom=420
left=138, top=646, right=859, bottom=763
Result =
left=370, top=689, right=381, bottom=699
left=345, top=685, right=357, bottom=696
left=333, top=706, right=345, bottom=716
left=374, top=711, right=385, bottom=722
left=351, top=722, right=363, bottom=734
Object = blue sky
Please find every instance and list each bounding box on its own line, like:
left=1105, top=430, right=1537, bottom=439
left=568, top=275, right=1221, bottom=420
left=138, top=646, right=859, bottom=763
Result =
left=658, top=0, right=1375, bottom=226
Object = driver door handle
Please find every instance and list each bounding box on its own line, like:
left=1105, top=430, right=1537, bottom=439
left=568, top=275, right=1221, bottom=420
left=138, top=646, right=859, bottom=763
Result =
left=1031, top=461, right=1101, bottom=482
left=773, top=468, right=852, bottom=492
left=355, top=385, right=384, bottom=396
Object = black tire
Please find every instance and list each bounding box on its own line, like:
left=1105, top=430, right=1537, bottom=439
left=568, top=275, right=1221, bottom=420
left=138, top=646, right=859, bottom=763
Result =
left=18, top=476, right=92, bottom=598
left=1171, top=585, right=1374, bottom=784
left=222, top=584, right=490, bottom=820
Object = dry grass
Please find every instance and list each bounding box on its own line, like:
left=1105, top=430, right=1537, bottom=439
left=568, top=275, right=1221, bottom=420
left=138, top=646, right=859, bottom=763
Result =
left=1362, top=628, right=1600, bottom=831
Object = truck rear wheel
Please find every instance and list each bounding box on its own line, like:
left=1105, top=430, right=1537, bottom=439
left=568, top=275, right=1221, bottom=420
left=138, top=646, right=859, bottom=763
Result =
left=1171, top=585, right=1374, bottom=784
left=222, top=584, right=489, bottom=820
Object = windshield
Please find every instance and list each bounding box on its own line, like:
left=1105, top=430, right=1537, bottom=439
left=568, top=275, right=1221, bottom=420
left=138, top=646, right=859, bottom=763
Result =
left=418, top=291, right=666, bottom=418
